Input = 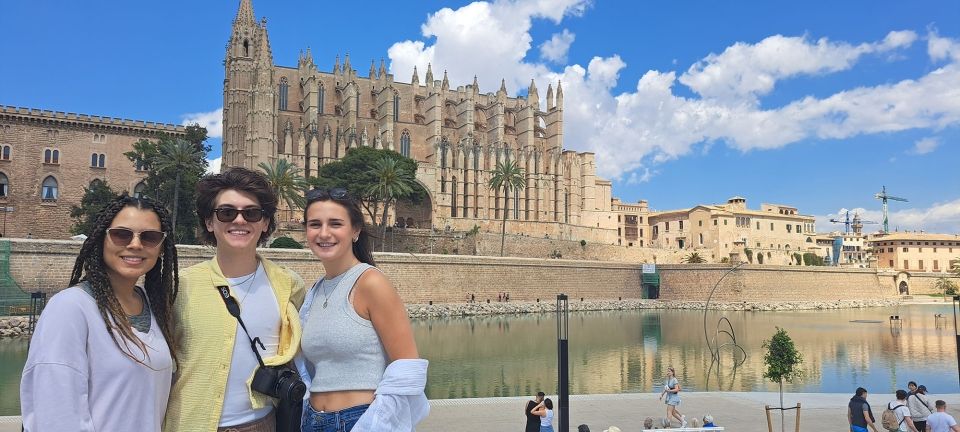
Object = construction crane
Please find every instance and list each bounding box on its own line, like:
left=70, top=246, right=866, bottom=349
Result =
left=829, top=210, right=878, bottom=234
left=874, top=186, right=908, bottom=234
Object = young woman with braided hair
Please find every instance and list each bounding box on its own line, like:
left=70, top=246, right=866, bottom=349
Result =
left=20, top=195, right=178, bottom=432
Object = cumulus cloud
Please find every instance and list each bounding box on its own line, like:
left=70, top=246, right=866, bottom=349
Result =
left=206, top=157, right=221, bottom=174
left=818, top=199, right=960, bottom=234
left=181, top=108, right=223, bottom=138
left=540, top=29, right=576, bottom=63
left=909, top=137, right=940, bottom=155
left=386, top=2, right=960, bottom=181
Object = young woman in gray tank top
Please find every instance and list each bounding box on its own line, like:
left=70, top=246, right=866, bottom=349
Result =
left=296, top=188, right=428, bottom=432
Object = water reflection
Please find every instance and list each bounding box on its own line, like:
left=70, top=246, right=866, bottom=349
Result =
left=414, top=304, right=959, bottom=400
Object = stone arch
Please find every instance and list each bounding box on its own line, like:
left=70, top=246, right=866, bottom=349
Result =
left=394, top=178, right=433, bottom=229
left=895, top=271, right=911, bottom=295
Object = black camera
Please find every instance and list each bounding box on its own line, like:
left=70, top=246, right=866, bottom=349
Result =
left=251, top=365, right=307, bottom=402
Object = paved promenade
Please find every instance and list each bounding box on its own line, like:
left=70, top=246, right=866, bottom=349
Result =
left=3, top=392, right=958, bottom=431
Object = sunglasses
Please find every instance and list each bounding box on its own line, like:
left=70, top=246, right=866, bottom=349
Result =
left=306, top=187, right=349, bottom=200
left=212, top=207, right=266, bottom=223
left=106, top=228, right=166, bottom=249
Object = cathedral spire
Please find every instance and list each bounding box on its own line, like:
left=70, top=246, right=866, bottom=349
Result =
left=499, top=78, right=507, bottom=94
left=379, top=58, right=387, bottom=80
left=441, top=70, right=449, bottom=92
left=334, top=54, right=341, bottom=74
left=546, top=83, right=554, bottom=110
left=411, top=65, right=420, bottom=85
left=425, top=63, right=434, bottom=84
left=527, top=79, right=539, bottom=109
left=556, top=80, right=563, bottom=108
left=344, top=53, right=352, bottom=73
left=369, top=59, right=377, bottom=79
left=234, top=0, right=255, bottom=26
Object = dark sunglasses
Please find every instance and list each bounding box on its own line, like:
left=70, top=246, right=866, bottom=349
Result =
left=306, top=187, right=349, bottom=200
left=212, top=207, right=266, bottom=223
left=106, top=228, right=166, bottom=249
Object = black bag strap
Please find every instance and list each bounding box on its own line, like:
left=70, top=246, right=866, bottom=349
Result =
left=216, top=285, right=267, bottom=368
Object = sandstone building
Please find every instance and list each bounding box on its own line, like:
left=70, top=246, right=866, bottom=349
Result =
left=869, top=232, right=960, bottom=273
left=220, top=0, right=618, bottom=243
left=0, top=106, right=184, bottom=239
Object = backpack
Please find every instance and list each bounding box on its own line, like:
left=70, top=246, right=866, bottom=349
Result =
left=881, top=403, right=904, bottom=431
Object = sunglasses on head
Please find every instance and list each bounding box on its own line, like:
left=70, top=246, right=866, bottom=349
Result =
left=306, top=187, right=349, bottom=200
left=106, top=228, right=166, bottom=249
left=212, top=207, right=266, bottom=223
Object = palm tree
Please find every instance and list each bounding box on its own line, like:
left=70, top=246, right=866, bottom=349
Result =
left=487, top=160, right=526, bottom=257
left=365, top=156, right=416, bottom=247
left=683, top=252, right=706, bottom=263
left=152, top=138, right=203, bottom=241
left=258, top=159, right=308, bottom=220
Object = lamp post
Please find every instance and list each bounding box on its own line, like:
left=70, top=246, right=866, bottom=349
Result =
left=557, top=294, right=569, bottom=432
left=953, top=296, right=959, bottom=387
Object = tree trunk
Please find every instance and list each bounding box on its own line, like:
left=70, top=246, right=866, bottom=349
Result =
left=171, top=172, right=181, bottom=242
left=500, top=188, right=508, bottom=257
left=779, top=380, right=784, bottom=432
left=380, top=198, right=390, bottom=252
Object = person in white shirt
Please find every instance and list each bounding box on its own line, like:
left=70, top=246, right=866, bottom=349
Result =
left=20, top=195, right=178, bottom=432
left=926, top=400, right=960, bottom=432
left=890, top=390, right=920, bottom=432
left=907, top=385, right=937, bottom=431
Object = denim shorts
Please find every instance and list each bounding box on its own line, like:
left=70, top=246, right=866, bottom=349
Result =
left=302, top=403, right=370, bottom=432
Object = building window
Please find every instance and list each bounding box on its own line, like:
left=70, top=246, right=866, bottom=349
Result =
left=41, top=176, right=58, bottom=200
left=318, top=85, right=325, bottom=114
left=393, top=93, right=400, bottom=122
left=724, top=219, right=727, bottom=225
left=133, top=181, right=146, bottom=199
left=713, top=219, right=717, bottom=226
left=787, top=224, right=792, bottom=233
left=919, top=248, right=923, bottom=253
left=699, top=233, right=704, bottom=245
left=770, top=222, right=775, bottom=231
left=903, top=247, right=908, bottom=252
left=664, top=222, right=670, bottom=232
left=91, top=153, right=97, bottom=167
left=278, top=77, right=289, bottom=111
left=90, top=153, right=106, bottom=168
left=0, top=145, right=9, bottom=160
left=888, top=248, right=893, bottom=253
left=400, top=131, right=411, bottom=157
left=756, top=221, right=760, bottom=229
left=679, top=220, right=684, bottom=230
left=903, top=260, right=909, bottom=269
left=934, top=260, right=939, bottom=270
left=0, top=172, right=7, bottom=197
left=797, top=224, right=802, bottom=233
left=889, top=260, right=894, bottom=267
left=919, top=260, right=924, bottom=270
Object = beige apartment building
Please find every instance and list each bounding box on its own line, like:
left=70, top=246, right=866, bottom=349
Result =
left=615, top=196, right=817, bottom=263
left=0, top=106, right=184, bottom=239
left=868, top=232, right=960, bottom=273
left=221, top=0, right=618, bottom=243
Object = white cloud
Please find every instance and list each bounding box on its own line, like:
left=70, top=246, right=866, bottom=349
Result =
left=386, top=3, right=960, bottom=182
left=679, top=31, right=917, bottom=102
left=817, top=199, right=960, bottom=235
left=181, top=108, right=223, bottom=138
left=539, top=29, right=575, bottom=63
left=206, top=157, right=221, bottom=174
left=910, top=137, right=940, bottom=155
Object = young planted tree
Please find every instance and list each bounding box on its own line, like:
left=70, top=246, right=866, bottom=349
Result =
left=935, top=277, right=958, bottom=300
left=487, top=160, right=526, bottom=257
left=365, top=156, right=416, bottom=248
left=70, top=180, right=120, bottom=235
left=763, top=327, right=803, bottom=432
left=683, top=252, right=706, bottom=263
left=152, top=138, right=204, bottom=241
left=258, top=158, right=308, bottom=217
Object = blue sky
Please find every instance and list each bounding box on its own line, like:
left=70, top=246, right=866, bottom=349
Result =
left=2, top=1, right=958, bottom=233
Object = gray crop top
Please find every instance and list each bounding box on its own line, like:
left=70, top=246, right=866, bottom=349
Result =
left=300, top=263, right=389, bottom=393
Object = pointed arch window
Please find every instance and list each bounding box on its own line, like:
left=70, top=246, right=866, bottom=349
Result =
left=513, top=193, right=520, bottom=219
left=393, top=93, right=400, bottom=122
left=91, top=153, right=98, bottom=167
left=318, top=84, right=325, bottom=114
left=243, top=39, right=250, bottom=57
left=451, top=176, right=458, bottom=217
left=0, top=172, right=8, bottom=197
left=133, top=181, right=146, bottom=199
left=440, top=140, right=448, bottom=170
left=41, top=176, right=58, bottom=201
left=1, top=145, right=10, bottom=160
left=400, top=131, right=411, bottom=158
left=279, top=77, right=289, bottom=111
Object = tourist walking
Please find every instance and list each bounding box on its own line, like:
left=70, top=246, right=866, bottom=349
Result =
left=907, top=385, right=936, bottom=431
left=526, top=392, right=546, bottom=432
left=296, top=187, right=428, bottom=431
left=659, top=366, right=687, bottom=427
left=848, top=387, right=879, bottom=432
left=21, top=195, right=178, bottom=432
left=888, top=390, right=920, bottom=432
left=926, top=400, right=960, bottom=432
left=164, top=168, right=306, bottom=432
left=530, top=398, right=555, bottom=432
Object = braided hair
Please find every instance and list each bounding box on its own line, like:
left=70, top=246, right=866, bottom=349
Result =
left=68, top=194, right=179, bottom=366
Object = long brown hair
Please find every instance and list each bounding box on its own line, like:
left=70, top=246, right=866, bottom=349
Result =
left=69, top=195, right=179, bottom=365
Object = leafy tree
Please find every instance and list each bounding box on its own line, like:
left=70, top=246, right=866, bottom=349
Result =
left=269, top=236, right=303, bottom=249
left=70, top=180, right=120, bottom=235
left=125, top=127, right=209, bottom=244
left=935, top=277, right=958, bottom=299
left=793, top=253, right=802, bottom=266
left=763, top=327, right=803, bottom=432
left=744, top=248, right=754, bottom=264
left=365, top=156, right=416, bottom=245
left=802, top=252, right=825, bottom=266
left=310, top=147, right=424, bottom=225
left=757, top=253, right=764, bottom=264
left=952, top=258, right=960, bottom=277
left=683, top=252, right=706, bottom=263
left=488, top=160, right=526, bottom=257
left=258, top=158, right=308, bottom=214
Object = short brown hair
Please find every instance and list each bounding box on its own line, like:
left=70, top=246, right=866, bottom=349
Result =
left=195, top=167, right=277, bottom=246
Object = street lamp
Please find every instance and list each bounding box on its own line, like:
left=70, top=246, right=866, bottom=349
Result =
left=557, top=294, right=569, bottom=432
left=953, top=296, right=959, bottom=387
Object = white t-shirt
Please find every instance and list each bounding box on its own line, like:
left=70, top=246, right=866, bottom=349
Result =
left=219, top=264, right=281, bottom=427
left=889, top=401, right=913, bottom=432
left=21, top=286, right=172, bottom=432
left=927, top=412, right=958, bottom=432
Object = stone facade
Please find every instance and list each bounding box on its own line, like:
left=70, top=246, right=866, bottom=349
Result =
left=869, top=232, right=960, bottom=273
left=0, top=106, right=185, bottom=239
left=220, top=0, right=618, bottom=244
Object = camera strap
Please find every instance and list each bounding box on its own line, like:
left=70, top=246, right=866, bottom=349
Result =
left=216, top=285, right=267, bottom=368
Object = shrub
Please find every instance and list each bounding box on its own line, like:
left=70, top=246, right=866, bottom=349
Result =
left=269, top=236, right=303, bottom=249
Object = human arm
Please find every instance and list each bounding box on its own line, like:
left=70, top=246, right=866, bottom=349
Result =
left=20, top=291, right=95, bottom=431
left=354, top=269, right=419, bottom=360
left=864, top=408, right=879, bottom=432
left=906, top=415, right=919, bottom=432
left=531, top=402, right=546, bottom=416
